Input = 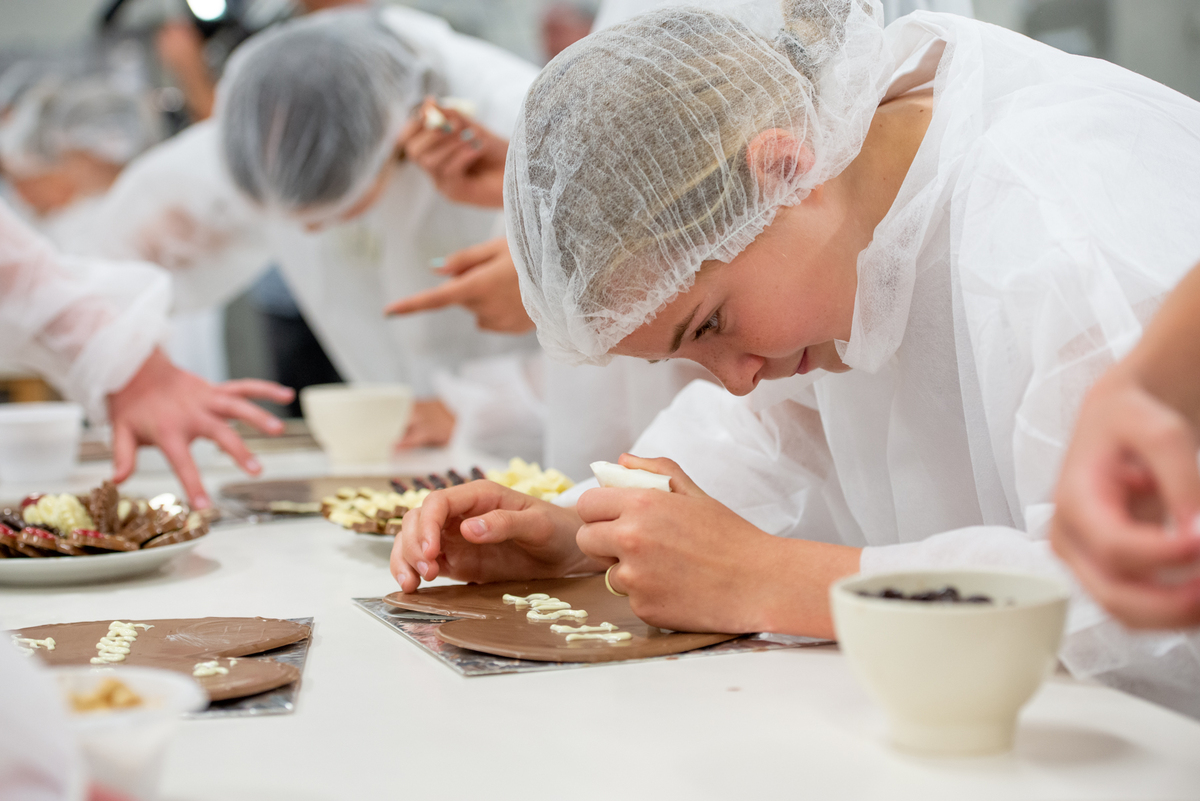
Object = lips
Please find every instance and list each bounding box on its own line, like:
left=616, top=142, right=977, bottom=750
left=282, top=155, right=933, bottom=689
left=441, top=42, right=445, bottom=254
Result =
left=795, top=349, right=810, bottom=375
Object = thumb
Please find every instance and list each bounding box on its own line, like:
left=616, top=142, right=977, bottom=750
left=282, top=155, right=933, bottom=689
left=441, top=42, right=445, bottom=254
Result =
left=618, top=453, right=709, bottom=498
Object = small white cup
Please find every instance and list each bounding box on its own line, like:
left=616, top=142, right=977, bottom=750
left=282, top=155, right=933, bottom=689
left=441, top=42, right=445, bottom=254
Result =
left=54, top=666, right=207, bottom=799
left=0, top=401, right=83, bottom=484
left=300, top=383, right=414, bottom=467
left=831, top=570, right=1069, bottom=756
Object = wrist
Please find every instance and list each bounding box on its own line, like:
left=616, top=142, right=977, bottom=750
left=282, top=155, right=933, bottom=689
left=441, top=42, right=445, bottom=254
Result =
left=755, top=537, right=861, bottom=638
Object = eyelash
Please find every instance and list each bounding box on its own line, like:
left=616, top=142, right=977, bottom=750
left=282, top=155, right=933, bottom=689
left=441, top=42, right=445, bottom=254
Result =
left=694, top=311, right=721, bottom=340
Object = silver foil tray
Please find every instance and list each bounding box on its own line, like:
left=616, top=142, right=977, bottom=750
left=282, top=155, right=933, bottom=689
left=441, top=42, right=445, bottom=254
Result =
left=353, top=598, right=828, bottom=677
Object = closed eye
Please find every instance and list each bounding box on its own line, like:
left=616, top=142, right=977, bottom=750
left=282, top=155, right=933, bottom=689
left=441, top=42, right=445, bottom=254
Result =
left=694, top=311, right=721, bottom=340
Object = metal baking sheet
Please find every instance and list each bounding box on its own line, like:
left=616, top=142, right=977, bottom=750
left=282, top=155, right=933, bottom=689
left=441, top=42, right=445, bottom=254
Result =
left=187, top=617, right=314, bottom=719
left=353, top=598, right=829, bottom=677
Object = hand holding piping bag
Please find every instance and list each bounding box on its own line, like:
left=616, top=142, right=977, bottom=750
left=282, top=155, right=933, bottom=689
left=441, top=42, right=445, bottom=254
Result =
left=576, top=454, right=797, bottom=634
left=397, top=97, right=508, bottom=208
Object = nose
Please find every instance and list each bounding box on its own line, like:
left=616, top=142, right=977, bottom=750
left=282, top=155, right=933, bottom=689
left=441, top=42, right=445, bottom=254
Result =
left=705, top=351, right=763, bottom=396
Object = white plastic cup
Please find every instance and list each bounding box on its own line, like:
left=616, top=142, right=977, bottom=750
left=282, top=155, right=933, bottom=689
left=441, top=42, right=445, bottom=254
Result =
left=300, top=383, right=414, bottom=466
left=0, top=401, right=83, bottom=483
left=54, top=666, right=207, bottom=799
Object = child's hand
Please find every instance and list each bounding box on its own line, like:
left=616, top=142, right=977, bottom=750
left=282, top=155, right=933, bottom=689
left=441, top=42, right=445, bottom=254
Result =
left=391, top=481, right=597, bottom=592
left=575, top=455, right=811, bottom=634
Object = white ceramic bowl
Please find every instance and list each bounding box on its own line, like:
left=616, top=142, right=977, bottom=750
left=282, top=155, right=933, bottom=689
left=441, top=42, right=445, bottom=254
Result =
left=54, top=665, right=207, bottom=799
left=830, top=570, right=1069, bottom=756
left=300, top=383, right=414, bottom=467
left=0, top=402, right=82, bottom=484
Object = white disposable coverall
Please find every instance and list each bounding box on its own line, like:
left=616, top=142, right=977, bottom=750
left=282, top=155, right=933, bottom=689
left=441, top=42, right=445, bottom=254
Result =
left=0, top=199, right=168, bottom=421
left=90, top=7, right=540, bottom=397
left=90, top=7, right=702, bottom=476
left=624, top=13, right=1200, bottom=716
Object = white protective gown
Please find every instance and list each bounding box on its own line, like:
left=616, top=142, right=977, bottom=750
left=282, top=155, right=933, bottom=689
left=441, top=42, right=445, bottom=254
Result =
left=625, top=13, right=1200, bottom=716
left=90, top=7, right=540, bottom=398
left=0, top=199, right=168, bottom=421
left=89, top=7, right=702, bottom=474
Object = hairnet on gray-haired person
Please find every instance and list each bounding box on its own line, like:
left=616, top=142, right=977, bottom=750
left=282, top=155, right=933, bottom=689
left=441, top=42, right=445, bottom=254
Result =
left=218, top=9, right=440, bottom=221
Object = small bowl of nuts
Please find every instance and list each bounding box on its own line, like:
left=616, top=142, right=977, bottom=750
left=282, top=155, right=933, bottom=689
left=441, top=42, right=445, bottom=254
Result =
left=54, top=666, right=206, bottom=798
left=830, top=570, right=1069, bottom=756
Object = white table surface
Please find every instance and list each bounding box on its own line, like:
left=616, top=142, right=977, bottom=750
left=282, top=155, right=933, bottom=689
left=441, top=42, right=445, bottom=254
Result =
left=3, top=449, right=1200, bottom=801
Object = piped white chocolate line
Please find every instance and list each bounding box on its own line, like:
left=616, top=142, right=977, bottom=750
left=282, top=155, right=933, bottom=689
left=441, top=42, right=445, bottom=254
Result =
left=565, top=632, right=632, bottom=643
left=11, top=635, right=55, bottom=656
left=527, top=608, right=588, bottom=621
left=502, top=593, right=550, bottom=606
left=89, top=621, right=153, bottom=665
left=549, top=623, right=619, bottom=634
left=192, top=660, right=230, bottom=677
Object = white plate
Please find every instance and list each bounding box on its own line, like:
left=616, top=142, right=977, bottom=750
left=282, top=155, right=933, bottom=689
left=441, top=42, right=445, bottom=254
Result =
left=0, top=538, right=204, bottom=586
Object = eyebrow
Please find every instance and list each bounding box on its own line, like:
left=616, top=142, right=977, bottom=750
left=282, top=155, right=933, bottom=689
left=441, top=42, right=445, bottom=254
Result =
left=669, top=303, right=701, bottom=355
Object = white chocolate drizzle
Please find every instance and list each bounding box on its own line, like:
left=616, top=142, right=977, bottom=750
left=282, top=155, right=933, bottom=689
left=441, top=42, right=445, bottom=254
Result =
left=565, top=631, right=632, bottom=643
left=89, top=622, right=152, bottom=665
left=192, top=660, right=230, bottom=677
left=502, top=593, right=550, bottom=606
left=11, top=635, right=55, bottom=656
left=549, top=623, right=619, bottom=634
left=527, top=608, right=588, bottom=621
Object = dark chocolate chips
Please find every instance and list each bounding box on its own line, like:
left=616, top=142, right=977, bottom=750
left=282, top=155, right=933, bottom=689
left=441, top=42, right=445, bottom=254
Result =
left=856, top=586, right=993, bottom=604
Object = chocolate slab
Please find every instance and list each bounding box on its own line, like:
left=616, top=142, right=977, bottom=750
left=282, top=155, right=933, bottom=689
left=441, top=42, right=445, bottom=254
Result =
left=385, top=576, right=739, bottom=663
left=13, top=617, right=311, bottom=667
left=144, top=655, right=301, bottom=702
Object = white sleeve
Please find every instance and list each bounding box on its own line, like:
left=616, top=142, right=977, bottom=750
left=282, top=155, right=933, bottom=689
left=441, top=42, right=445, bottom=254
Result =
left=85, top=121, right=273, bottom=312
left=433, top=353, right=546, bottom=464
left=863, top=119, right=1200, bottom=717
left=381, top=7, right=540, bottom=139
left=0, top=199, right=168, bottom=421
left=630, top=377, right=861, bottom=545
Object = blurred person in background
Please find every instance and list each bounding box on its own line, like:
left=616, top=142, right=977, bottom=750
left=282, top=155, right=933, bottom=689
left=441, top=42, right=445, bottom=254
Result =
left=0, top=67, right=229, bottom=384
left=540, top=1, right=597, bottom=62
left=83, top=7, right=546, bottom=459
left=0, top=196, right=292, bottom=507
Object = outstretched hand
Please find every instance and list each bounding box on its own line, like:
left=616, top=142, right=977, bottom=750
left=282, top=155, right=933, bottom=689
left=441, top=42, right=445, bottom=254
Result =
left=107, top=348, right=295, bottom=509
left=391, top=480, right=597, bottom=593
left=1051, top=367, right=1200, bottom=628
left=384, top=236, right=533, bottom=334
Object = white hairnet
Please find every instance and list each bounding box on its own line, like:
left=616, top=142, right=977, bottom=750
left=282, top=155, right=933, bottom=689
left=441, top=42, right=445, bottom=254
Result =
left=505, top=0, right=893, bottom=365
left=0, top=75, right=162, bottom=176
left=218, top=9, right=440, bottom=220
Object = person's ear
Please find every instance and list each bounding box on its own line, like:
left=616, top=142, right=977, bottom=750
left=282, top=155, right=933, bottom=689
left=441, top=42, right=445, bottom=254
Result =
left=745, top=129, right=814, bottom=195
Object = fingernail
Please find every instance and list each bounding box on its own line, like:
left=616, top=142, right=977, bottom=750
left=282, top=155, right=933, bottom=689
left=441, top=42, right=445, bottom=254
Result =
left=460, top=128, right=476, bottom=141
left=246, top=458, right=262, bottom=473
left=194, top=495, right=211, bottom=510
left=464, top=518, right=488, bottom=537
left=417, top=560, right=429, bottom=576
left=430, top=256, right=446, bottom=269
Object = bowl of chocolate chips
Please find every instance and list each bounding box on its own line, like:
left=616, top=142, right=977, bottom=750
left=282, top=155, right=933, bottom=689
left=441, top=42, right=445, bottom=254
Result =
left=830, top=570, right=1069, bottom=756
